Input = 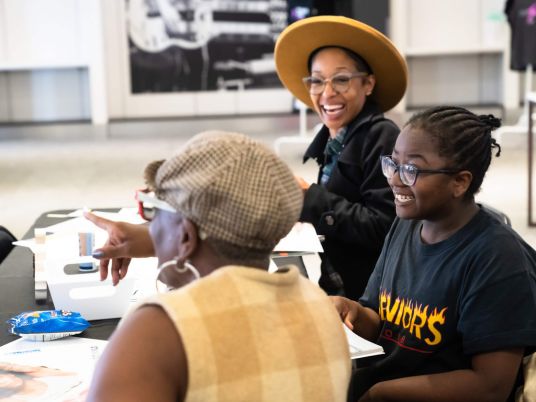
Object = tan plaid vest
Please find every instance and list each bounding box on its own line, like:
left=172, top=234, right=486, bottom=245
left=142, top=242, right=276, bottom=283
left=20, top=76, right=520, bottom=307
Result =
left=145, top=265, right=351, bottom=402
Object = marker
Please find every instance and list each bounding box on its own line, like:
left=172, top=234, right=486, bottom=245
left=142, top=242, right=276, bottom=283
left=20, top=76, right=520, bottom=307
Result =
left=78, top=232, right=96, bottom=271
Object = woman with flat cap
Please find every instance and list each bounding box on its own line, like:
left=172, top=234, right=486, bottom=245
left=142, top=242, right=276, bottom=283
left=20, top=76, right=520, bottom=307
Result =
left=86, top=131, right=351, bottom=402
left=275, top=16, right=408, bottom=301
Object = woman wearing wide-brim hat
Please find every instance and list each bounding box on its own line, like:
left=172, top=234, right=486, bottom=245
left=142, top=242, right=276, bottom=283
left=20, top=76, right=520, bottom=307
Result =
left=275, top=15, right=408, bottom=301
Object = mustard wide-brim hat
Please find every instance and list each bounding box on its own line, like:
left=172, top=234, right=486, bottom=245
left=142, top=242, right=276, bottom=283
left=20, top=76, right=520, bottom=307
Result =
left=275, top=15, right=408, bottom=112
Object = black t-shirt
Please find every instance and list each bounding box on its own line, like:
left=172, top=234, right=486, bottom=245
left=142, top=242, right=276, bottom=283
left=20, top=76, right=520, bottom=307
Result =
left=505, top=0, right=536, bottom=70
left=355, top=209, right=536, bottom=397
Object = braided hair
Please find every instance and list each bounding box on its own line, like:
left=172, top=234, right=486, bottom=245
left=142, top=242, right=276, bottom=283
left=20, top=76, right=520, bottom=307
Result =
left=406, top=106, right=502, bottom=199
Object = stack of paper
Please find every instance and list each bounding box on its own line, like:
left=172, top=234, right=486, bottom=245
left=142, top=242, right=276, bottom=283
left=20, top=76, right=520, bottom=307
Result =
left=343, top=325, right=384, bottom=359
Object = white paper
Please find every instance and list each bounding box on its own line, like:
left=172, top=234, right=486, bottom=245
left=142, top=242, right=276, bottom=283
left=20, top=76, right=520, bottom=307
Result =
left=343, top=325, right=384, bottom=359
left=273, top=222, right=323, bottom=253
left=0, top=337, right=107, bottom=373
left=0, top=337, right=108, bottom=401
left=268, top=259, right=278, bottom=273
left=14, top=209, right=147, bottom=260
left=46, top=208, right=87, bottom=219
left=40, top=209, right=146, bottom=235
left=301, top=253, right=321, bottom=284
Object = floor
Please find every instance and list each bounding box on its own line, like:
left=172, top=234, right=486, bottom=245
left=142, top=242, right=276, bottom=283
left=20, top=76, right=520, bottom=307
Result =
left=1, top=111, right=536, bottom=252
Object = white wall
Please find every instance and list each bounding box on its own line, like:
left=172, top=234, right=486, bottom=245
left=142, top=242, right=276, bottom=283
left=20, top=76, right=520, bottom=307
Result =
left=389, top=0, right=522, bottom=112
left=1, top=0, right=530, bottom=123
left=0, top=0, right=105, bottom=123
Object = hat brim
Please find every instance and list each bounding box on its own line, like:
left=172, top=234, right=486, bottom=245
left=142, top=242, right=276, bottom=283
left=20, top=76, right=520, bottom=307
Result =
left=275, top=16, right=408, bottom=112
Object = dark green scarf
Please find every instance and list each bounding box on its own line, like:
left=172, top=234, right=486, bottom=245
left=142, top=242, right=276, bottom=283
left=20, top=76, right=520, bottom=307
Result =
left=320, top=127, right=347, bottom=186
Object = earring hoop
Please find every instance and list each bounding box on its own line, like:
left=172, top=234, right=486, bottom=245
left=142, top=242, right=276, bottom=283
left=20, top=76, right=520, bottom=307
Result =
left=155, top=258, right=201, bottom=292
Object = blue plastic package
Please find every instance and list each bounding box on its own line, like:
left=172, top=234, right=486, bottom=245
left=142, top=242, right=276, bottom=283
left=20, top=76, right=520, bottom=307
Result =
left=7, top=310, right=91, bottom=341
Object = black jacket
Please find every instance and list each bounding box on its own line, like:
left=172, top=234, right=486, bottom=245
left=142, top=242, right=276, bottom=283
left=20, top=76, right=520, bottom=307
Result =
left=301, top=101, right=399, bottom=300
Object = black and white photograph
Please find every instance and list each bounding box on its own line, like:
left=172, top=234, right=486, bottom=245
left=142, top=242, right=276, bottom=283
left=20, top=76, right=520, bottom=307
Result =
left=126, top=0, right=288, bottom=93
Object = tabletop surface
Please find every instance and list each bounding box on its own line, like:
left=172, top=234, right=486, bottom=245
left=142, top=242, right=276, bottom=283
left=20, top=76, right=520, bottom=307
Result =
left=0, top=209, right=119, bottom=346
left=0, top=209, right=309, bottom=346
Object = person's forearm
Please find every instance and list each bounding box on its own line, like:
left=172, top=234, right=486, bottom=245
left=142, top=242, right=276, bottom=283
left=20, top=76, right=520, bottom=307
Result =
left=362, top=370, right=507, bottom=402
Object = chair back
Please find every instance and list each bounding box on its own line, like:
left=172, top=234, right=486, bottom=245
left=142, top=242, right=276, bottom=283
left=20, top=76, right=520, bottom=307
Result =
left=0, top=226, right=17, bottom=264
left=479, top=203, right=512, bottom=227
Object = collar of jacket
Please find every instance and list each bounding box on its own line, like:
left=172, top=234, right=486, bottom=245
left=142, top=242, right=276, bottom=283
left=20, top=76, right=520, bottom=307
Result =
left=303, top=100, right=382, bottom=164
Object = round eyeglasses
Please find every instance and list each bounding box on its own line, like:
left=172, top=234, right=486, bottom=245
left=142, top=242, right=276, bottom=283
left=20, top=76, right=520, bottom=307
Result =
left=302, top=72, right=368, bottom=95
left=380, top=155, right=460, bottom=187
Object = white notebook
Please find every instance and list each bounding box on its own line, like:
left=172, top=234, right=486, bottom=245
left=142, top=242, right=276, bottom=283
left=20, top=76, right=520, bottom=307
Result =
left=343, top=325, right=384, bottom=359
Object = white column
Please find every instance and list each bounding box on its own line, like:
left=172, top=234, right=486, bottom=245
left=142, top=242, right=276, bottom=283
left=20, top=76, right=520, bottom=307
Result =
left=79, top=0, right=108, bottom=125
left=388, top=0, right=408, bottom=114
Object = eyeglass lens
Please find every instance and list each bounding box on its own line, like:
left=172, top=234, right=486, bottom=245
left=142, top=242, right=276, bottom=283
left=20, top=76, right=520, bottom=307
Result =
left=381, top=157, right=417, bottom=186
left=305, top=75, right=355, bottom=95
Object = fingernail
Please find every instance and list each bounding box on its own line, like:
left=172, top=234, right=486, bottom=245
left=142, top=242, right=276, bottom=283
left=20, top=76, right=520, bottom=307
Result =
left=92, top=250, right=104, bottom=259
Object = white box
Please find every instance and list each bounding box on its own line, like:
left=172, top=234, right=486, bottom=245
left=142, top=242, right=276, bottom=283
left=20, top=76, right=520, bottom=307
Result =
left=47, top=270, right=136, bottom=321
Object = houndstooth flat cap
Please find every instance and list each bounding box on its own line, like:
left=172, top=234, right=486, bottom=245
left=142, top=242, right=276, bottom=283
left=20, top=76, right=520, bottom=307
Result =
left=144, top=131, right=303, bottom=251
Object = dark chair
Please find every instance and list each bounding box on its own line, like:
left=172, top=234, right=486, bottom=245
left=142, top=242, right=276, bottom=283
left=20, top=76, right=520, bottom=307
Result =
left=479, top=203, right=512, bottom=227
left=0, top=226, right=17, bottom=264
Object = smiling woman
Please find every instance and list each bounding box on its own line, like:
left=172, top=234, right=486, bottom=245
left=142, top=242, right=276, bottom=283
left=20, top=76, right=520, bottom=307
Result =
left=274, top=16, right=408, bottom=300
left=332, top=105, right=536, bottom=401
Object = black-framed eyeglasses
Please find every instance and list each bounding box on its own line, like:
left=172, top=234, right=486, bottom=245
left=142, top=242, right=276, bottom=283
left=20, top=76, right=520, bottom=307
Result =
left=135, top=188, right=176, bottom=221
left=302, top=72, right=368, bottom=95
left=380, top=155, right=461, bottom=187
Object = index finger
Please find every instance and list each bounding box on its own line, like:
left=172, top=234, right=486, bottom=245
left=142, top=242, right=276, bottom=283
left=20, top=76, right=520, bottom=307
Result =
left=84, top=211, right=114, bottom=231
